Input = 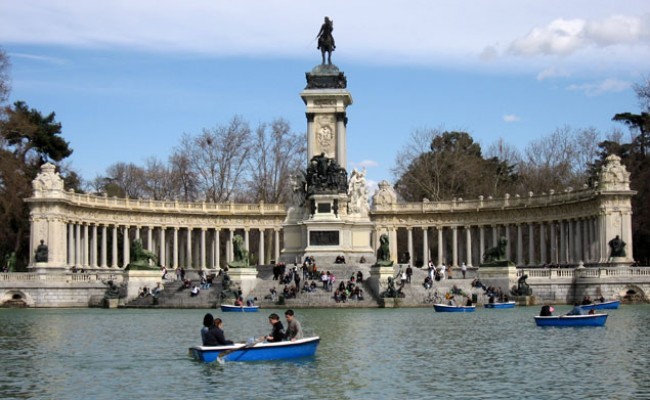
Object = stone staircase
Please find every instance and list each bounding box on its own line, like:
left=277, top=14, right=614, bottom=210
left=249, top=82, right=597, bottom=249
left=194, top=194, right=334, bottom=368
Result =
left=124, top=278, right=223, bottom=308
left=122, top=264, right=490, bottom=309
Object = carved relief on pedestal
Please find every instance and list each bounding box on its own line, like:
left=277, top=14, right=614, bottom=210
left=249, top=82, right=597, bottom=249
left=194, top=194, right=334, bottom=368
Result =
left=314, top=115, right=336, bottom=158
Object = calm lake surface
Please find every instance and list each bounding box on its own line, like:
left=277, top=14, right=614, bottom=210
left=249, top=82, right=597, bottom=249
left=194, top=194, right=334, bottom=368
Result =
left=1, top=305, right=650, bottom=400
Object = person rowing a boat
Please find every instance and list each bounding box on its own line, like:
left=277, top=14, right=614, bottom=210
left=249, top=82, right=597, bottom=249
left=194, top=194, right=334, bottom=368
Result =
left=266, top=313, right=285, bottom=342
left=284, top=309, right=303, bottom=342
left=539, top=305, right=554, bottom=316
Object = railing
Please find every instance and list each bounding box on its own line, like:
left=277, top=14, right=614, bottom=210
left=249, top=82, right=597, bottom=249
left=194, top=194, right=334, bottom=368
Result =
left=0, top=272, right=122, bottom=284
left=372, top=187, right=597, bottom=214
left=517, top=267, right=650, bottom=280
left=33, top=190, right=287, bottom=215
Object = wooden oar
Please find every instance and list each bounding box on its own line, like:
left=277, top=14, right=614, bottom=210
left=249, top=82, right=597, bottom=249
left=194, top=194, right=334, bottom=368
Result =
left=217, top=336, right=264, bottom=363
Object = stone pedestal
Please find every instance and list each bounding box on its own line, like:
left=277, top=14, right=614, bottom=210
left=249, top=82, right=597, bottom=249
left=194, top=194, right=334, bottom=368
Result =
left=228, top=267, right=258, bottom=297
left=515, top=295, right=535, bottom=306
left=607, top=257, right=633, bottom=268
left=124, top=270, right=161, bottom=302
left=477, top=265, right=519, bottom=294
left=368, top=265, right=396, bottom=300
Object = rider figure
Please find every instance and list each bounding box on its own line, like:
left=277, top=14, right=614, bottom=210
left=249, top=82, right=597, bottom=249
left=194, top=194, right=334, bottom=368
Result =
left=317, top=17, right=335, bottom=64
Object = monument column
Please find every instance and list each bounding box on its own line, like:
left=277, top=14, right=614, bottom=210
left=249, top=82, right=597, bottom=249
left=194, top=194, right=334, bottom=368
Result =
left=516, top=223, right=524, bottom=266
left=452, top=226, right=458, bottom=267
left=437, top=227, right=444, bottom=266
left=407, top=227, right=413, bottom=266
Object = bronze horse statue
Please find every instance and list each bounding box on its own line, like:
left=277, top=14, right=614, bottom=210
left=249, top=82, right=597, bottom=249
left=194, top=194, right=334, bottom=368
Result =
left=317, top=17, right=336, bottom=65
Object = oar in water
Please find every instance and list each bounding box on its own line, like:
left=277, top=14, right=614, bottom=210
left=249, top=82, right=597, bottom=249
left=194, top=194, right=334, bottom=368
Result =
left=216, top=336, right=265, bottom=364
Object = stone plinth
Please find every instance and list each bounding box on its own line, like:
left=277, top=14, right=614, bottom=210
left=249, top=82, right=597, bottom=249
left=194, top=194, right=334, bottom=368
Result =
left=124, top=270, right=161, bottom=301
left=515, top=295, right=535, bottom=306
left=477, top=265, right=519, bottom=294
left=368, top=265, right=396, bottom=299
left=228, top=268, right=258, bottom=297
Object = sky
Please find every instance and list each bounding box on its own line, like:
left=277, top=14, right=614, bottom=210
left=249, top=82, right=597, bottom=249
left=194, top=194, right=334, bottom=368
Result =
left=1, top=0, right=649, bottom=192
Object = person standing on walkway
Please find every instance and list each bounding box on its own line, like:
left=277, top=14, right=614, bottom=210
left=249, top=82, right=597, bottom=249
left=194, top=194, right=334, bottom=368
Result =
left=461, top=262, right=467, bottom=279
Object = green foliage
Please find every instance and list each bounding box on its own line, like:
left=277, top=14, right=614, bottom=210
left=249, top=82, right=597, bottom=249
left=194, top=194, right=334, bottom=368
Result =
left=395, top=131, right=519, bottom=201
left=0, top=100, right=74, bottom=270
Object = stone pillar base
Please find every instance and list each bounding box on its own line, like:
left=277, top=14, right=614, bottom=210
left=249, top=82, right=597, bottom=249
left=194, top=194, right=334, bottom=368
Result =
left=228, top=267, right=258, bottom=297
left=368, top=265, right=395, bottom=299
left=515, top=295, right=535, bottom=306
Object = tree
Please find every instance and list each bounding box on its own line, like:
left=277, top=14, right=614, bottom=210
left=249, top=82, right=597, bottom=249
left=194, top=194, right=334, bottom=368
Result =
left=2, top=101, right=72, bottom=166
left=173, top=116, right=252, bottom=202
left=0, top=100, right=74, bottom=270
left=245, top=118, right=305, bottom=203
left=393, top=130, right=518, bottom=201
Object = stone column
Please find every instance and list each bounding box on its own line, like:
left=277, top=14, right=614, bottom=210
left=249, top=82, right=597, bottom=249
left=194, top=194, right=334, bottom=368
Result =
left=576, top=219, right=583, bottom=262
left=112, top=225, right=118, bottom=268
left=465, top=226, right=472, bottom=267
left=452, top=226, right=458, bottom=267
left=407, top=227, right=413, bottom=266
left=259, top=228, right=265, bottom=266
left=68, top=223, right=75, bottom=266
left=516, top=224, right=524, bottom=266
left=549, top=221, right=557, bottom=264
left=505, top=225, right=511, bottom=261
left=173, top=227, right=179, bottom=269
left=123, top=226, right=130, bottom=267
left=478, top=225, right=485, bottom=265
left=200, top=228, right=207, bottom=270
left=492, top=225, right=498, bottom=247
left=539, top=222, right=546, bottom=265
left=528, top=223, right=535, bottom=266
left=186, top=228, right=193, bottom=268
left=160, top=227, right=166, bottom=267
left=83, top=223, right=89, bottom=267
left=437, top=227, right=444, bottom=267
left=568, top=220, right=575, bottom=264
left=215, top=229, right=221, bottom=269
left=91, top=224, right=98, bottom=268
left=422, top=227, right=429, bottom=266
left=227, top=229, right=233, bottom=263
left=75, top=223, right=81, bottom=268
left=560, top=220, right=568, bottom=264
left=244, top=228, right=250, bottom=251
left=101, top=225, right=108, bottom=268
left=274, top=229, right=280, bottom=263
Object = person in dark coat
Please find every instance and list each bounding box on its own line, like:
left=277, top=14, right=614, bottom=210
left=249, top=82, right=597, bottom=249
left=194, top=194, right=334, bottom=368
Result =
left=266, top=313, right=285, bottom=342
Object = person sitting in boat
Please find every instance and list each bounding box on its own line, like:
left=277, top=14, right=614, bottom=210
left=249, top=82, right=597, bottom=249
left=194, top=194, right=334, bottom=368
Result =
left=465, top=297, right=473, bottom=307
left=209, top=318, right=234, bottom=346
left=246, top=297, right=256, bottom=306
left=566, top=303, right=585, bottom=316
left=540, top=305, right=554, bottom=316
left=201, top=313, right=215, bottom=345
left=284, top=309, right=303, bottom=342
left=447, top=296, right=457, bottom=306
left=234, top=296, right=244, bottom=306
left=581, top=295, right=592, bottom=305
left=266, top=313, right=285, bottom=342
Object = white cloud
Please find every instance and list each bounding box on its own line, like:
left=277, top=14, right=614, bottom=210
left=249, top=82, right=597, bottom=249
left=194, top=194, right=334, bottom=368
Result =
left=537, top=66, right=570, bottom=81
left=352, top=159, right=379, bottom=168
left=503, top=114, right=521, bottom=123
left=567, top=78, right=631, bottom=96
left=508, top=14, right=650, bottom=57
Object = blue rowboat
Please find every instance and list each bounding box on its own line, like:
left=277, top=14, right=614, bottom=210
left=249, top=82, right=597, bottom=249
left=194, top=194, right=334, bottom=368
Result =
left=220, top=304, right=260, bottom=312
left=579, top=300, right=620, bottom=311
left=189, top=336, right=320, bottom=362
left=433, top=303, right=476, bottom=313
left=534, top=313, right=608, bottom=327
left=484, top=301, right=516, bottom=309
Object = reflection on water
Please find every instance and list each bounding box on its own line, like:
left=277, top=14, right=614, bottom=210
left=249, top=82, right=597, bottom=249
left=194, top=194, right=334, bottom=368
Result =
left=1, top=306, right=650, bottom=399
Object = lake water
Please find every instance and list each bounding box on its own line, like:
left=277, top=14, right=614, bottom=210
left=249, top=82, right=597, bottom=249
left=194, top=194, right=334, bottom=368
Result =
left=1, top=305, right=649, bottom=400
